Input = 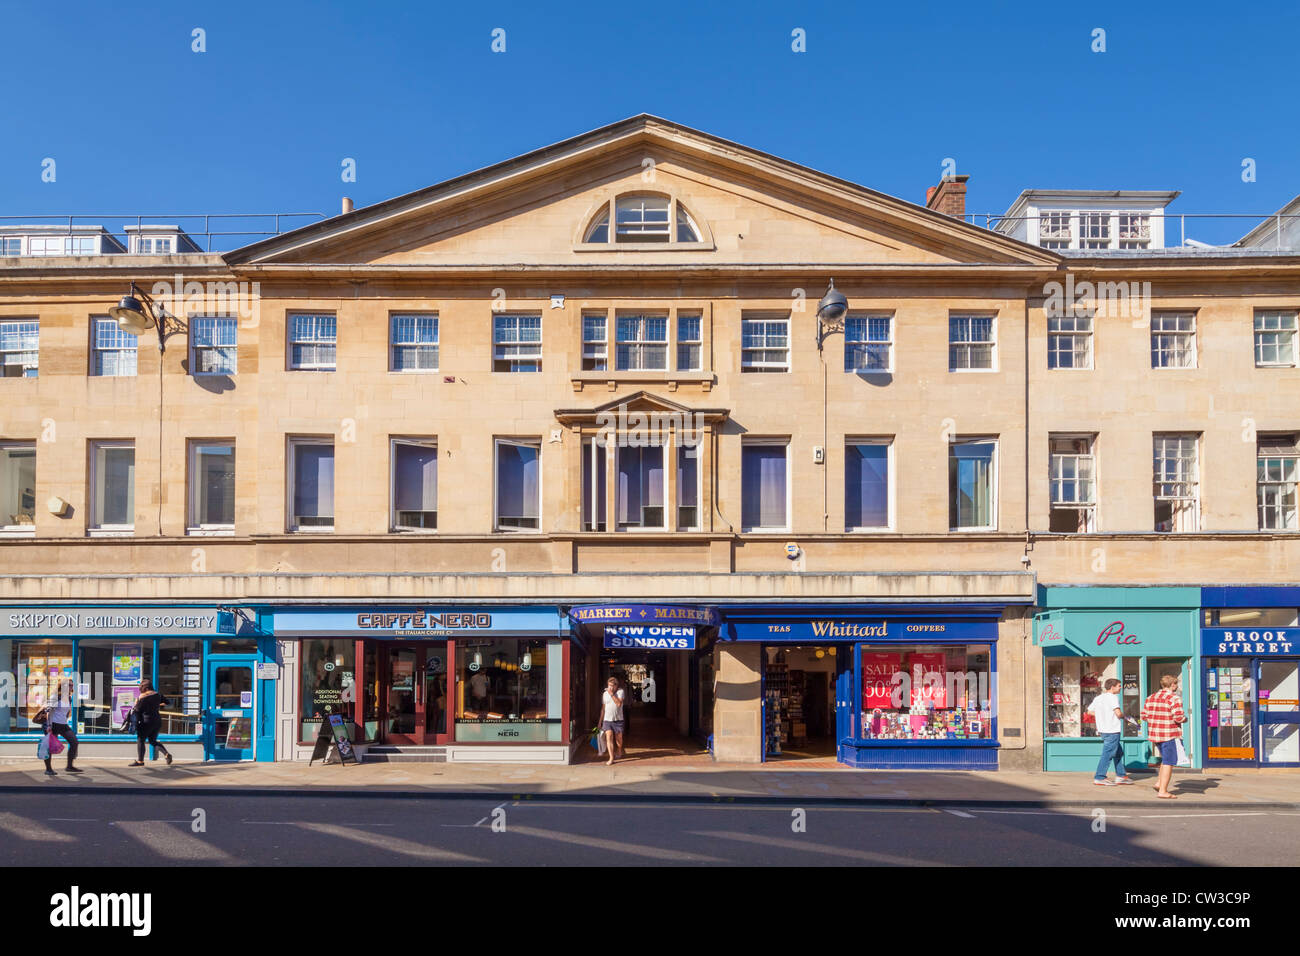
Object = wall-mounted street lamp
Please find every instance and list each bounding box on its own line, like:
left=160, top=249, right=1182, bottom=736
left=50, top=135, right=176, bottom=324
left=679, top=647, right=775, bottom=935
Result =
left=108, top=282, right=187, bottom=353
left=815, top=279, right=849, bottom=351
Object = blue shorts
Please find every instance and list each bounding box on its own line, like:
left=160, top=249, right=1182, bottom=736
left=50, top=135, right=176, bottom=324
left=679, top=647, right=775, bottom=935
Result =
left=1158, top=739, right=1179, bottom=765
left=602, top=720, right=625, bottom=734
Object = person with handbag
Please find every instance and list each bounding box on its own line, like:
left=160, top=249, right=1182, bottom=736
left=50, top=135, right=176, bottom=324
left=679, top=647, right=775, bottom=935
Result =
left=125, top=679, right=173, bottom=767
left=35, top=679, right=82, bottom=777
left=1141, top=671, right=1187, bottom=799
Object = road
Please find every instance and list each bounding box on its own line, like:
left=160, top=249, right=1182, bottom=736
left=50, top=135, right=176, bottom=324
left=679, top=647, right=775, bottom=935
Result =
left=0, top=792, right=1295, bottom=866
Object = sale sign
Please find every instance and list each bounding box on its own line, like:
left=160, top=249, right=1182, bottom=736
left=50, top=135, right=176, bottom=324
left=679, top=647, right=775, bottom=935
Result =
left=862, top=653, right=902, bottom=708
left=909, top=652, right=947, bottom=708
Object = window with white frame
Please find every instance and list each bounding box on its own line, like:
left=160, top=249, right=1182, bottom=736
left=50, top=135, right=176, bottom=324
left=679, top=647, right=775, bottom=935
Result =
left=1040, top=211, right=1072, bottom=249
left=1118, top=213, right=1151, bottom=249
left=677, top=443, right=700, bottom=530
left=91, top=317, right=137, bottom=377
left=616, top=445, right=666, bottom=530
left=28, top=237, right=63, bottom=256
left=1047, top=312, right=1093, bottom=369
left=741, top=316, right=790, bottom=373
left=949, top=315, right=995, bottom=371
left=582, top=438, right=607, bottom=531
left=677, top=313, right=702, bottom=371
left=844, top=314, right=892, bottom=373
left=390, top=313, right=439, bottom=372
left=0, top=320, right=38, bottom=377
left=0, top=442, right=36, bottom=533
left=1080, top=213, right=1110, bottom=249
left=741, top=440, right=789, bottom=531
left=188, top=441, right=235, bottom=532
left=288, top=438, right=334, bottom=531
left=495, top=438, right=540, bottom=531
left=582, top=313, right=607, bottom=371
left=1153, top=434, right=1199, bottom=532
left=67, top=237, right=96, bottom=255
left=949, top=438, right=997, bottom=530
left=583, top=194, right=702, bottom=245
left=492, top=314, right=542, bottom=372
left=1254, top=310, right=1298, bottom=368
left=191, top=316, right=237, bottom=375
left=0, top=238, right=21, bottom=256
left=391, top=438, right=438, bottom=531
left=1151, top=312, right=1196, bottom=368
left=134, top=237, right=174, bottom=254
left=845, top=440, right=891, bottom=530
left=288, top=313, right=337, bottom=371
left=1257, top=435, right=1299, bottom=531
left=615, top=313, right=668, bottom=371
left=89, top=440, right=135, bottom=533
left=1049, top=435, right=1097, bottom=532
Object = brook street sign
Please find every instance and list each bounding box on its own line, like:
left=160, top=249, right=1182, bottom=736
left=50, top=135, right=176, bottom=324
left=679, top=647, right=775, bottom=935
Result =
left=604, top=625, right=697, bottom=650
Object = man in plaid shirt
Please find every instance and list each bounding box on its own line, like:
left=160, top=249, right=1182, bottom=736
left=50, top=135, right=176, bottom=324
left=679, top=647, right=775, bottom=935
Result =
left=1142, top=672, right=1187, bottom=799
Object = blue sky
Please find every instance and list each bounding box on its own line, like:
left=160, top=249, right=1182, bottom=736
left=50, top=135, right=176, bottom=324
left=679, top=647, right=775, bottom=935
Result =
left=1, top=0, right=1296, bottom=247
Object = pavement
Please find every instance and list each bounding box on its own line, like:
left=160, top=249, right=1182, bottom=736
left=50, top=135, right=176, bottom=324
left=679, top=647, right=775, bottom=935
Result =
left=2, top=754, right=1297, bottom=808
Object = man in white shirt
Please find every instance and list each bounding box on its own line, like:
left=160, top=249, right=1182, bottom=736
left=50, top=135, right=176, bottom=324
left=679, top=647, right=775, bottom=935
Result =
left=600, top=677, right=626, bottom=766
left=1088, top=678, right=1132, bottom=786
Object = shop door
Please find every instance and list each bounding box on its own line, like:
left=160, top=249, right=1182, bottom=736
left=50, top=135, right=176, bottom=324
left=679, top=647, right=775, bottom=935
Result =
left=204, top=656, right=256, bottom=760
left=1257, top=660, right=1300, bottom=767
left=835, top=650, right=853, bottom=757
left=382, top=645, right=449, bottom=746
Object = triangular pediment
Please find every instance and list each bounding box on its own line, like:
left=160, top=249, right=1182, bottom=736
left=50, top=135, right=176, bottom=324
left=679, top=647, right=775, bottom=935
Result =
left=555, top=390, right=729, bottom=427
left=226, top=116, right=1058, bottom=269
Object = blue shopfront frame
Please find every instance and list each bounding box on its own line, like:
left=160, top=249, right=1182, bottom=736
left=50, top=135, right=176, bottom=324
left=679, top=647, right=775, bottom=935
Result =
left=0, top=606, right=275, bottom=761
left=721, top=603, right=1009, bottom=770
left=1200, top=587, right=1300, bottom=769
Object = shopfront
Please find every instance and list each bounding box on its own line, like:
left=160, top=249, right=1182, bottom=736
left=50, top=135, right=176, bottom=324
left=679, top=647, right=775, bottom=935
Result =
left=1035, top=588, right=1200, bottom=773
left=568, top=604, right=719, bottom=753
left=270, top=605, right=570, bottom=762
left=0, top=605, right=274, bottom=761
left=721, top=604, right=1009, bottom=769
left=1201, top=587, right=1300, bottom=768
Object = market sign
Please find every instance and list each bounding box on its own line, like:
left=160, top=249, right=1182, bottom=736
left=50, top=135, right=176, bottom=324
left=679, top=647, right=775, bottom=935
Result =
left=604, top=625, right=696, bottom=650
left=571, top=604, right=720, bottom=627
left=272, top=607, right=564, bottom=639
left=1, top=607, right=226, bottom=638
left=1201, top=628, right=1297, bottom=656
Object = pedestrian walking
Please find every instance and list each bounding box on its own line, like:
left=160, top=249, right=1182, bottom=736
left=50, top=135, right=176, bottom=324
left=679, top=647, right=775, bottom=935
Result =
left=34, top=679, right=82, bottom=776
left=126, top=679, right=173, bottom=767
left=1141, top=671, right=1186, bottom=799
left=600, top=677, right=626, bottom=766
left=1088, top=678, right=1132, bottom=786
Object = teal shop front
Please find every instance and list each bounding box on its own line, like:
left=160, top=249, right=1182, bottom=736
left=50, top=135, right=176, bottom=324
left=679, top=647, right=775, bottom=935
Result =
left=0, top=605, right=276, bottom=762
left=1035, top=588, right=1200, bottom=773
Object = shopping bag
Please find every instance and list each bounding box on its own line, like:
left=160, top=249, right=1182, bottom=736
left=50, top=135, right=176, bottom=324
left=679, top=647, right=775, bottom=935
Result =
left=46, top=733, right=65, bottom=756
left=1174, top=737, right=1190, bottom=767
left=596, top=728, right=608, bottom=755
left=36, top=735, right=50, bottom=761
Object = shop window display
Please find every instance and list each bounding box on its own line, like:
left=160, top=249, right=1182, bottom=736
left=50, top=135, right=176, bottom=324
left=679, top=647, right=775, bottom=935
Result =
left=157, top=640, right=202, bottom=734
left=1, top=640, right=74, bottom=733
left=300, top=640, right=356, bottom=742
left=77, top=640, right=155, bottom=735
left=859, top=644, right=993, bottom=741
left=1205, top=658, right=1256, bottom=759
left=1046, top=657, right=1116, bottom=737
left=455, top=639, right=562, bottom=742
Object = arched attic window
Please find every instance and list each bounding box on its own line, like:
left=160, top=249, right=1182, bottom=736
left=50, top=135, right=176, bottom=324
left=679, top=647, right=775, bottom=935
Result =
left=581, top=193, right=703, bottom=245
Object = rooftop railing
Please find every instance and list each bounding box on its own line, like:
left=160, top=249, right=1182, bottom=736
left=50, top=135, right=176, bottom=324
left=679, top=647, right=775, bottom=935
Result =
left=0, top=213, right=329, bottom=253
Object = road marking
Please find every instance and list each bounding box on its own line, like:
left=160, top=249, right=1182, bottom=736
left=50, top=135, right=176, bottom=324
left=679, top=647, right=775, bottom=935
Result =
left=693, top=830, right=950, bottom=866
left=47, top=818, right=98, bottom=822
left=243, top=821, right=394, bottom=827
left=504, top=801, right=938, bottom=814
left=942, top=808, right=975, bottom=818
left=509, top=824, right=722, bottom=862
left=1132, top=812, right=1271, bottom=819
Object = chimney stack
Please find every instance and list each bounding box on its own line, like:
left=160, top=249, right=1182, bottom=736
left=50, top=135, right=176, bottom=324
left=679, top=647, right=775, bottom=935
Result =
left=925, top=175, right=969, bottom=219
left=341, top=197, right=354, bottom=215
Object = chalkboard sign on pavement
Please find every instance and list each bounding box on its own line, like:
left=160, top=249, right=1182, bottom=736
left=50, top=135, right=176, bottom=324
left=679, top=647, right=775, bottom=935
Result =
left=308, top=713, right=358, bottom=766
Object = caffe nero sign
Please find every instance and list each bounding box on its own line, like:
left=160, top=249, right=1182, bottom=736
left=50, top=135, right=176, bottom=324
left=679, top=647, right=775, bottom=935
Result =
left=2, top=607, right=223, bottom=637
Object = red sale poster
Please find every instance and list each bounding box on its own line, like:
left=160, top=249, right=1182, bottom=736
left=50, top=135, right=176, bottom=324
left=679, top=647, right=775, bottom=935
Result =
left=861, top=653, right=902, bottom=708
left=908, top=652, right=947, bottom=708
